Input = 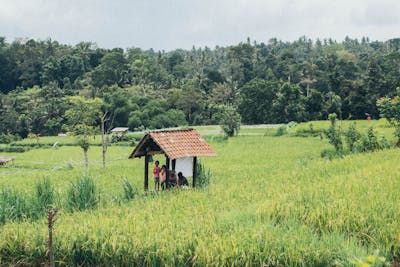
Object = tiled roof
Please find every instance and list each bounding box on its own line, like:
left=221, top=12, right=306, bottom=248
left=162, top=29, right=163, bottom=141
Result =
left=129, top=128, right=215, bottom=159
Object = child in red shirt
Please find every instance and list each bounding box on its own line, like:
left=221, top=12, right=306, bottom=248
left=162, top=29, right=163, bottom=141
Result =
left=153, top=160, right=161, bottom=191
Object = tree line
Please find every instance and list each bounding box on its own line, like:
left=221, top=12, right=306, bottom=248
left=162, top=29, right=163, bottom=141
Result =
left=1, top=36, right=400, bottom=137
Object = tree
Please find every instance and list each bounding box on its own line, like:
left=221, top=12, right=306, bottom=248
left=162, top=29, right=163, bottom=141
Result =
left=239, top=78, right=278, bottom=124
left=65, top=96, right=103, bottom=170
left=377, top=91, right=400, bottom=146
left=91, top=51, right=129, bottom=88
left=272, top=82, right=306, bottom=123
left=326, top=113, right=343, bottom=151
left=215, top=105, right=241, bottom=137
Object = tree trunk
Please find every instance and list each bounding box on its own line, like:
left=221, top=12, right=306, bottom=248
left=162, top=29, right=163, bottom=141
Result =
left=101, top=114, right=107, bottom=168
left=84, top=148, right=89, bottom=171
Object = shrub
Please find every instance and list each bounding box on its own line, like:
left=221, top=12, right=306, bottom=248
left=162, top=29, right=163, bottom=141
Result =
left=345, top=122, right=361, bottom=152
left=353, top=127, right=390, bottom=153
left=377, top=94, right=400, bottom=146
left=216, top=105, right=241, bottom=137
left=293, top=123, right=325, bottom=137
left=196, top=161, right=212, bottom=188
left=325, top=113, right=343, bottom=152
left=121, top=178, right=137, bottom=200
left=0, top=134, right=19, bottom=144
left=274, top=126, right=287, bottom=136
left=67, top=176, right=99, bottom=211
left=364, top=127, right=380, bottom=151
left=320, top=149, right=348, bottom=159
left=0, top=145, right=27, bottom=153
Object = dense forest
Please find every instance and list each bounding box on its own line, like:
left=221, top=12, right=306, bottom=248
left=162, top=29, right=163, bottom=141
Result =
left=1, top=36, right=400, bottom=137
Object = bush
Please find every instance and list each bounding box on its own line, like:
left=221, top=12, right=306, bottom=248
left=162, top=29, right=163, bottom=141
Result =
left=121, top=178, right=137, bottom=201
left=345, top=122, right=361, bottom=152
left=325, top=113, right=343, bottom=152
left=274, top=126, right=287, bottom=136
left=0, top=134, right=19, bottom=144
left=67, top=176, right=99, bottom=211
left=0, top=145, right=28, bottom=153
left=293, top=124, right=325, bottom=137
left=216, top=105, right=241, bottom=137
left=320, top=149, right=348, bottom=159
left=196, top=161, right=212, bottom=188
left=353, top=127, right=391, bottom=153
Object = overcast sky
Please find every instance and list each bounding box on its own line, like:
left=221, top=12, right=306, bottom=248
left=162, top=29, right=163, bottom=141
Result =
left=0, top=0, right=399, bottom=51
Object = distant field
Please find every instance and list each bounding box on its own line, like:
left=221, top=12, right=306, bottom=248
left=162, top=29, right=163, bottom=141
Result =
left=0, top=120, right=399, bottom=266
left=10, top=124, right=279, bottom=147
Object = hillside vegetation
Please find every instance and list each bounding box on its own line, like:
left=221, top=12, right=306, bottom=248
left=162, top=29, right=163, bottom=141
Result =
left=1, top=36, right=400, bottom=139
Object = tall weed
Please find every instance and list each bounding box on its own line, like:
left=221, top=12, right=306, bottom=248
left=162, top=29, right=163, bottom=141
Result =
left=67, top=175, right=99, bottom=211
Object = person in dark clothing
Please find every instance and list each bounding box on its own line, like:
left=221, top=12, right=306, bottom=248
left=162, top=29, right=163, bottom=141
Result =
left=178, top=172, right=189, bottom=187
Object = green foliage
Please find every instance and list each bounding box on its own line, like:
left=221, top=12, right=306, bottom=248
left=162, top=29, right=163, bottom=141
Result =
left=216, top=104, right=241, bottom=137
left=323, top=120, right=392, bottom=157
left=320, top=148, right=348, bottom=159
left=351, top=250, right=390, bottom=267
left=345, top=122, right=362, bottom=151
left=121, top=178, right=137, bottom=200
left=67, top=176, right=99, bottom=211
left=76, top=137, right=90, bottom=151
left=325, top=113, right=343, bottom=151
left=293, top=123, right=325, bottom=137
left=377, top=94, right=400, bottom=145
left=0, top=187, right=29, bottom=224
left=0, top=144, right=27, bottom=153
left=35, top=178, right=54, bottom=212
left=274, top=125, right=288, bottom=136
left=353, top=127, right=390, bottom=153
left=0, top=134, right=19, bottom=144
left=2, top=37, right=400, bottom=137
left=196, top=161, right=212, bottom=188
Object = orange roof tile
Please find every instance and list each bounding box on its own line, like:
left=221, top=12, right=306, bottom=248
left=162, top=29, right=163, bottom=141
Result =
left=129, top=129, right=215, bottom=159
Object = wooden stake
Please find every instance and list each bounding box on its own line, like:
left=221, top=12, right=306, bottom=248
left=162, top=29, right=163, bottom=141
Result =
left=47, top=209, right=58, bottom=267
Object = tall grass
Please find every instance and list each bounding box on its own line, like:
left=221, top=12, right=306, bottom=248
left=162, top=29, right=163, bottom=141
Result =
left=67, top=175, right=99, bottom=211
left=35, top=178, right=54, bottom=212
left=196, top=161, right=212, bottom=188
left=0, top=187, right=29, bottom=224
left=121, top=178, right=137, bottom=200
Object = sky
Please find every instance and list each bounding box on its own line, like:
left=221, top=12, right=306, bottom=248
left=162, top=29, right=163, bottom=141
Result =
left=0, top=0, right=399, bottom=51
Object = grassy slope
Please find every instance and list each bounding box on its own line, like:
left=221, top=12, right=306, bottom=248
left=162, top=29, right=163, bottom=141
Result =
left=0, top=121, right=399, bottom=265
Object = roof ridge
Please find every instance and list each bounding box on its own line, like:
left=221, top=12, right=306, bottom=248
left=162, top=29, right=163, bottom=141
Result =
left=149, top=128, right=194, bottom=133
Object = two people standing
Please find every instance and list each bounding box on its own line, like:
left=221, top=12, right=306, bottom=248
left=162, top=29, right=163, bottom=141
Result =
left=153, top=160, right=167, bottom=191
left=153, top=160, right=188, bottom=191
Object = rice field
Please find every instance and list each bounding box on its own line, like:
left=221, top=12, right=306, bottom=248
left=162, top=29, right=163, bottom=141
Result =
left=0, top=122, right=399, bottom=266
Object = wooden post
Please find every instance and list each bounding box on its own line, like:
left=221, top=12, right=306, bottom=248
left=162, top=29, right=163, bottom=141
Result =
left=172, top=159, right=176, bottom=171
left=166, top=156, right=170, bottom=189
left=144, top=155, right=149, bottom=191
left=192, top=156, right=198, bottom=187
left=47, top=209, right=58, bottom=267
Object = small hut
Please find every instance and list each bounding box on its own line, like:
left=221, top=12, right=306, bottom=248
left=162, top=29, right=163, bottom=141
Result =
left=0, top=157, right=14, bottom=166
left=111, top=127, right=129, bottom=137
left=129, top=128, right=215, bottom=190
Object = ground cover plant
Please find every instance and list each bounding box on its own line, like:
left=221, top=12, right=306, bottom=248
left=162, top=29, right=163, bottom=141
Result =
left=0, top=122, right=399, bottom=266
